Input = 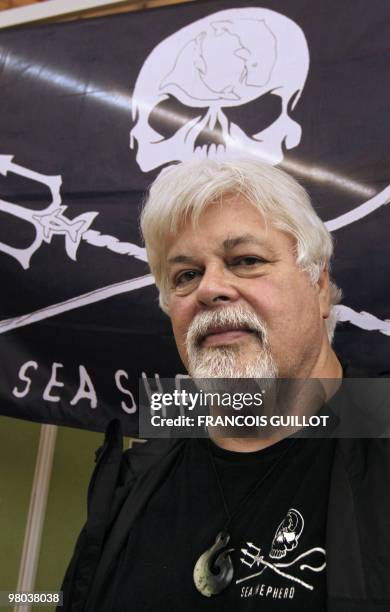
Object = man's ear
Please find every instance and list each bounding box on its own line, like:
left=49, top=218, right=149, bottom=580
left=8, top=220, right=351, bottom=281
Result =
left=317, top=267, right=331, bottom=320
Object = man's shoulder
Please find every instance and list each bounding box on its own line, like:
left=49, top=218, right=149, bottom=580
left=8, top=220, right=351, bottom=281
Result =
left=343, top=362, right=390, bottom=378
left=122, top=437, right=185, bottom=477
left=328, top=363, right=390, bottom=438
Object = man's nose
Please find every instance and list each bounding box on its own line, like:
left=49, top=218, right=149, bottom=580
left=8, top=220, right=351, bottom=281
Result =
left=195, top=264, right=240, bottom=308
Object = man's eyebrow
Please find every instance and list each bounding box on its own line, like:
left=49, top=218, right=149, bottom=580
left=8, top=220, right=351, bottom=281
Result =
left=167, top=254, right=196, bottom=266
left=168, top=234, right=274, bottom=265
left=222, top=234, right=266, bottom=250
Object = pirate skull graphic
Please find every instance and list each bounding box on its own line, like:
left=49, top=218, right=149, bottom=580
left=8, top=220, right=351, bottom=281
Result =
left=130, top=7, right=309, bottom=172
left=270, top=508, right=304, bottom=559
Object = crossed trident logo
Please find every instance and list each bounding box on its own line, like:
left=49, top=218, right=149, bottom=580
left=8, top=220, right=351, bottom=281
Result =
left=237, top=541, right=327, bottom=591
left=0, top=155, right=389, bottom=336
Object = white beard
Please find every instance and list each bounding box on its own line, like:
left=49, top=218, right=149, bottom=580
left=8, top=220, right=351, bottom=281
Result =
left=186, top=305, right=278, bottom=379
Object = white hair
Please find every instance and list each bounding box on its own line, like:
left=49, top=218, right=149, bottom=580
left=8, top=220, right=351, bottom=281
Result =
left=140, top=158, right=341, bottom=341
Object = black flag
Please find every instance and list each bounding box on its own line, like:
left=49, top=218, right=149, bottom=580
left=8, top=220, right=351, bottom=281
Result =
left=0, top=0, right=389, bottom=434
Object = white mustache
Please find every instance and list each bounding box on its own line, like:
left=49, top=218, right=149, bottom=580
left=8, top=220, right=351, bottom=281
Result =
left=186, top=305, right=268, bottom=349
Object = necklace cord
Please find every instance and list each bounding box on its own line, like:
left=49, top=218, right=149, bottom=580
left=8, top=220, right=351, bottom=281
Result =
left=207, top=437, right=298, bottom=533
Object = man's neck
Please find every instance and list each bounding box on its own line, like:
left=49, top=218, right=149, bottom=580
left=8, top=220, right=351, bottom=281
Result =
left=210, top=349, right=343, bottom=453
left=210, top=433, right=286, bottom=453
left=308, top=346, right=343, bottom=380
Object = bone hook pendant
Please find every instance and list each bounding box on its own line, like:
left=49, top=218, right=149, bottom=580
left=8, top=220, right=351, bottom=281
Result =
left=193, top=531, right=234, bottom=597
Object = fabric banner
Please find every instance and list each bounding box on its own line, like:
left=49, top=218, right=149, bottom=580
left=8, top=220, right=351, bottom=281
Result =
left=0, top=0, right=389, bottom=435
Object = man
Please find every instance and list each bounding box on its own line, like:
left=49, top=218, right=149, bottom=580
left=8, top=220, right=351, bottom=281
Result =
left=61, top=159, right=389, bottom=611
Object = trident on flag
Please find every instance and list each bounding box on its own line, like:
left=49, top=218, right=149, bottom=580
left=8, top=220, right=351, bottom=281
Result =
left=0, top=156, right=389, bottom=339
left=0, top=155, right=147, bottom=269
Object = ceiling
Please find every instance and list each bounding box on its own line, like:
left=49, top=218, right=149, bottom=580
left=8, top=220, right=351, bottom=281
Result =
left=0, top=0, right=196, bottom=22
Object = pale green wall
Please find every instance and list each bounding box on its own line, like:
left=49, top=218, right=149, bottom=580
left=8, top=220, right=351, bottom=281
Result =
left=34, top=425, right=103, bottom=600
left=0, top=417, right=41, bottom=612
left=0, top=417, right=106, bottom=612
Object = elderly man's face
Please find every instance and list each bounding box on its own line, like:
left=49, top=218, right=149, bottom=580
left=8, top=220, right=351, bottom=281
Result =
left=166, top=197, right=331, bottom=379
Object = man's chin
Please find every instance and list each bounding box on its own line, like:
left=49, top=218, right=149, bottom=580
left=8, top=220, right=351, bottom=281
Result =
left=188, top=348, right=278, bottom=380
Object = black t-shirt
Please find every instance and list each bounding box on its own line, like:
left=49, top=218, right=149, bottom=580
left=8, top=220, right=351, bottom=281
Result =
left=113, top=436, right=335, bottom=611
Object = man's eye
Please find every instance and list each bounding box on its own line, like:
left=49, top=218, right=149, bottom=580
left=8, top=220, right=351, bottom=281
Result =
left=175, top=270, right=200, bottom=286
left=233, top=256, right=265, bottom=266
